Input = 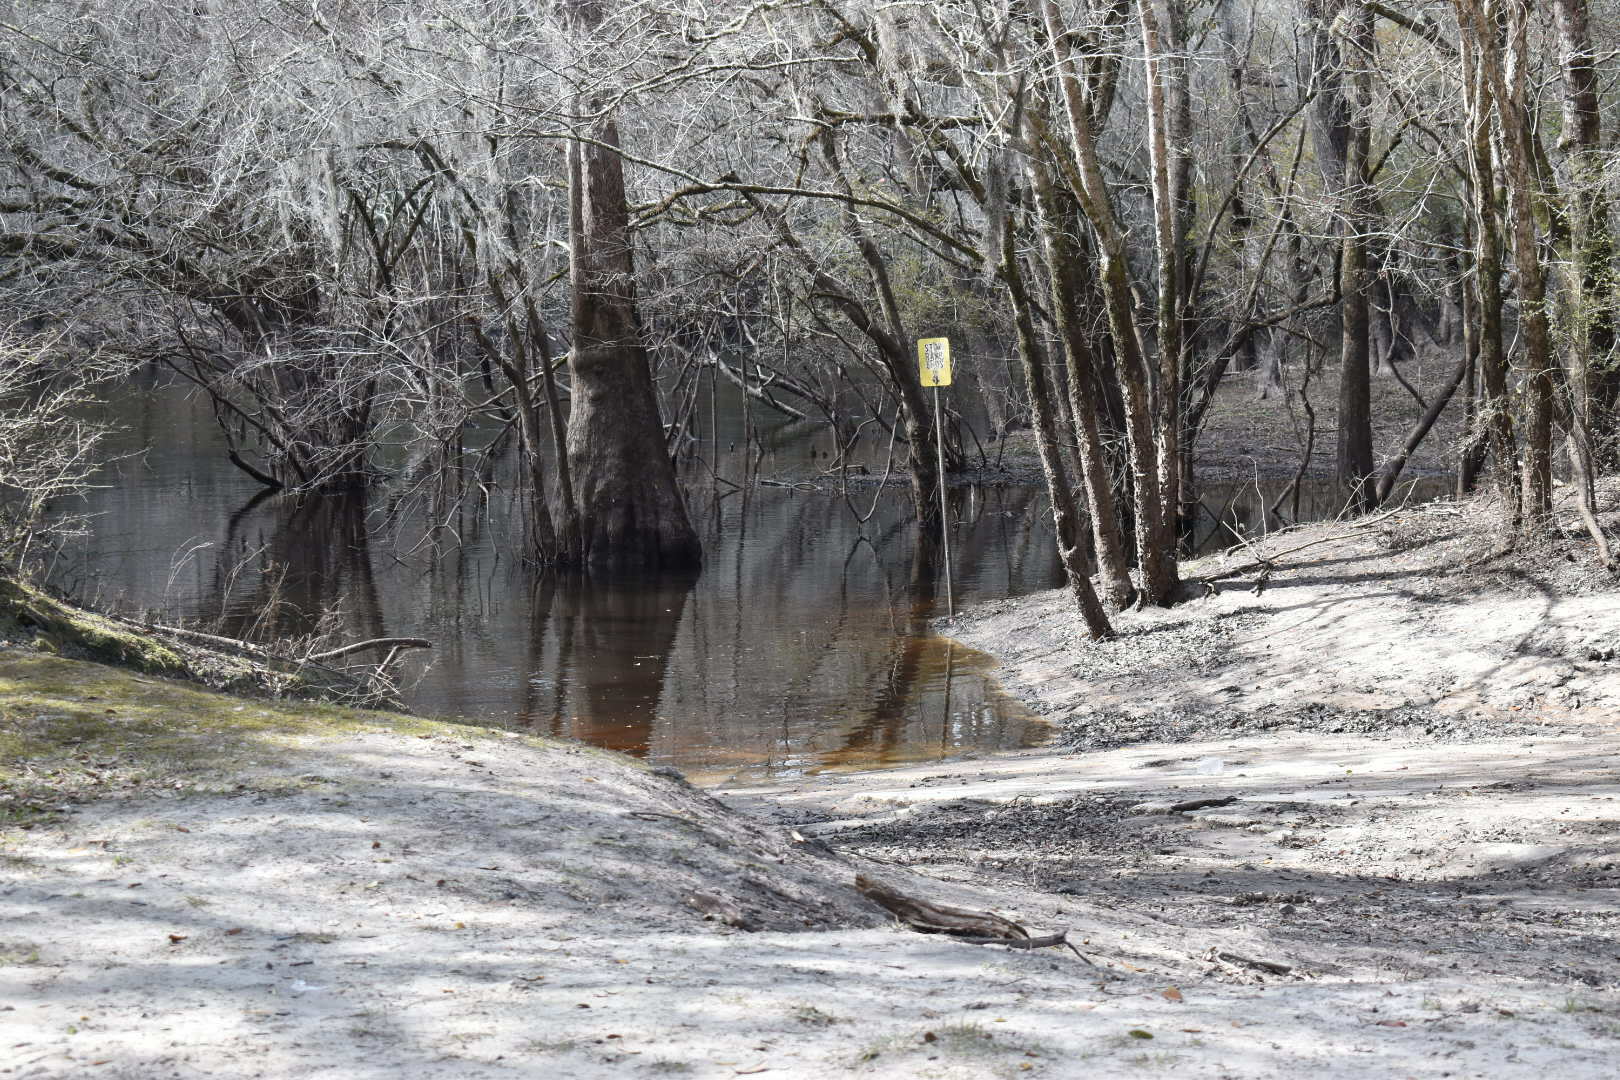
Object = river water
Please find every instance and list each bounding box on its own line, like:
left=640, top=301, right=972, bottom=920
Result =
left=57, top=369, right=1065, bottom=781
left=56, top=369, right=1440, bottom=780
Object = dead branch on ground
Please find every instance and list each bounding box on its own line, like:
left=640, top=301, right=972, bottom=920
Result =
left=1203, top=946, right=1298, bottom=978
left=855, top=874, right=1090, bottom=962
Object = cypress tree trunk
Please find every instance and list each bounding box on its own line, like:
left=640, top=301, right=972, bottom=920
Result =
left=563, top=1, right=699, bottom=569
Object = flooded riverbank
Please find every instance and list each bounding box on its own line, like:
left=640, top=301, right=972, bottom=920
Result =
left=55, top=368, right=1451, bottom=781
left=56, top=370, right=1058, bottom=781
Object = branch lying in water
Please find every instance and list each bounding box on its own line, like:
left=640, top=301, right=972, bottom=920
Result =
left=306, top=637, right=432, bottom=662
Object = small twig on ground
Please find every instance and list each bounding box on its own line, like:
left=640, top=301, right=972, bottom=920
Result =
left=1204, top=946, right=1296, bottom=977
left=957, top=931, right=1095, bottom=964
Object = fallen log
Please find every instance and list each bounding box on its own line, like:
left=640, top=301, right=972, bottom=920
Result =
left=145, top=622, right=273, bottom=657
left=855, top=874, right=1091, bottom=962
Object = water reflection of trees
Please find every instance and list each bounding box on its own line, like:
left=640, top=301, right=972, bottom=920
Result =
left=518, top=570, right=698, bottom=757
left=211, top=492, right=386, bottom=646
left=815, top=527, right=943, bottom=768
left=644, top=483, right=1055, bottom=776
left=70, top=376, right=1062, bottom=777
left=425, top=480, right=1058, bottom=777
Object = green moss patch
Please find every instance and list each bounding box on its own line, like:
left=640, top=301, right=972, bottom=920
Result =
left=0, top=940, right=42, bottom=966
left=0, top=652, right=479, bottom=827
left=0, top=577, right=187, bottom=677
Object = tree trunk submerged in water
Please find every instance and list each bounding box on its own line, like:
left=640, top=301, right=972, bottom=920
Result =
left=564, top=1, right=699, bottom=570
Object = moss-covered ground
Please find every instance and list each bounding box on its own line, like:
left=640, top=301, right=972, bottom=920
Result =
left=0, top=576, right=187, bottom=677
left=0, top=650, right=490, bottom=831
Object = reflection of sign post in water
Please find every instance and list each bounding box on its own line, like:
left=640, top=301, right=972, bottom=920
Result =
left=917, top=337, right=954, bottom=618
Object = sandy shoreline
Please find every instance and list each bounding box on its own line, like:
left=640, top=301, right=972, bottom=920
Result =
left=5, top=493, right=1620, bottom=1078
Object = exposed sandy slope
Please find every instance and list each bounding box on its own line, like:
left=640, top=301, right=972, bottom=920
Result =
left=951, top=503, right=1617, bottom=740
left=8, top=714, right=1617, bottom=1080
left=4, top=494, right=1620, bottom=1079
left=721, top=494, right=1620, bottom=1075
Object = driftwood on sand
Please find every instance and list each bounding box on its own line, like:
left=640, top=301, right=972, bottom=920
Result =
left=855, top=874, right=1090, bottom=962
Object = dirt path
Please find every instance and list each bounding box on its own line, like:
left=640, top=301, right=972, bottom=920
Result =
left=4, top=496, right=1619, bottom=1078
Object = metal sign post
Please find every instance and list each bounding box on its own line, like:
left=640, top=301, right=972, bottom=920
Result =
left=917, top=337, right=954, bottom=618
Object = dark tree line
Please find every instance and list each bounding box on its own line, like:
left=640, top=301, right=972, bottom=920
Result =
left=2, top=0, right=1616, bottom=605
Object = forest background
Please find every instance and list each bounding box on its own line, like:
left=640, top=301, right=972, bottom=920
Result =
left=1, top=0, right=1617, bottom=624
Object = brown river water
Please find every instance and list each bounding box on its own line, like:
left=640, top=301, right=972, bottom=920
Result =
left=55, top=368, right=1431, bottom=781
left=56, top=369, right=1062, bottom=782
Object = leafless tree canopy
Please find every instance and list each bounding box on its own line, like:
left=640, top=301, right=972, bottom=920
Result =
left=3, top=0, right=1617, bottom=592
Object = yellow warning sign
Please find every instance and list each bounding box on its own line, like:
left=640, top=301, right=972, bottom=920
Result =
left=918, top=337, right=952, bottom=387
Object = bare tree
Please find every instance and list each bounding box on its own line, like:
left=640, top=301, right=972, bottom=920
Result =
left=0, top=343, right=120, bottom=578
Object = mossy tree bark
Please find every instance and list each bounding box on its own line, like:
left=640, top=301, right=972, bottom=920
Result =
left=1037, top=0, right=1179, bottom=607
left=1000, top=229, right=1114, bottom=641
left=1549, top=0, right=1617, bottom=482
left=1028, top=160, right=1136, bottom=612
left=1454, top=0, right=1555, bottom=526
left=1457, top=32, right=1518, bottom=506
